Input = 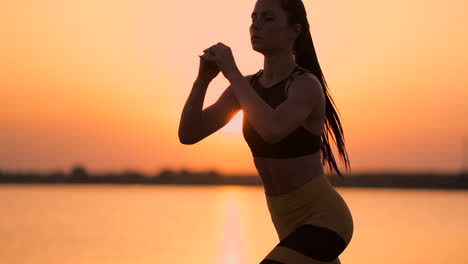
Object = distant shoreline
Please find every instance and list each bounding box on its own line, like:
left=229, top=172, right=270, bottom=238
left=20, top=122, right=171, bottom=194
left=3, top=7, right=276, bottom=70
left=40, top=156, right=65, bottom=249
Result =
left=1, top=168, right=467, bottom=190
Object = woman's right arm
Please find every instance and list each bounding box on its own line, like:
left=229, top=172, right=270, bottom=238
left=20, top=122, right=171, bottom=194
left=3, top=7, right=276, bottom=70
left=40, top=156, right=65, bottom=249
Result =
left=179, top=50, right=252, bottom=144
left=178, top=78, right=210, bottom=144
left=178, top=77, right=241, bottom=145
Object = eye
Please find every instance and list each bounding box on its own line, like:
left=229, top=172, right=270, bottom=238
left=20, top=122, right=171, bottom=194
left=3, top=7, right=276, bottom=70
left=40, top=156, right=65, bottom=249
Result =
left=251, top=17, right=274, bottom=23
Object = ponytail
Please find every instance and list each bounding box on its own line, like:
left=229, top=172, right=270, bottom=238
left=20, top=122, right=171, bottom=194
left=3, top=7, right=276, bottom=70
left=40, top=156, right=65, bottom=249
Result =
left=283, top=0, right=351, bottom=180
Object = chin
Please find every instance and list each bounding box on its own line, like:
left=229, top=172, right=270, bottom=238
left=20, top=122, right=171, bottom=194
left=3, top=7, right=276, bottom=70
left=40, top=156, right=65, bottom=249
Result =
left=251, top=42, right=266, bottom=54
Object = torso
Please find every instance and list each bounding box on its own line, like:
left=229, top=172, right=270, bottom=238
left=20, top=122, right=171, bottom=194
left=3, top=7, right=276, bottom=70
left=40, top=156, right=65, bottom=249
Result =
left=247, top=72, right=326, bottom=196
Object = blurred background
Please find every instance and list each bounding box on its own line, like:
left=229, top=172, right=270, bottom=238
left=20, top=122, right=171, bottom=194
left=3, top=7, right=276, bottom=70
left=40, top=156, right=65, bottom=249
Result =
left=1, top=0, right=467, bottom=263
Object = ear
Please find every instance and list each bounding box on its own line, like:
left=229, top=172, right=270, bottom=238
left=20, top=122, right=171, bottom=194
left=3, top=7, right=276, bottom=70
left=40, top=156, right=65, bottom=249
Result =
left=294, top=24, right=302, bottom=38
left=289, top=24, right=302, bottom=41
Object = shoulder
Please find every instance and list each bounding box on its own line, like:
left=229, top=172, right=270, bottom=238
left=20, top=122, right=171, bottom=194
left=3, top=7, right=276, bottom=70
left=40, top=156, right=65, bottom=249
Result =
left=288, top=70, right=323, bottom=98
left=293, top=67, right=321, bottom=86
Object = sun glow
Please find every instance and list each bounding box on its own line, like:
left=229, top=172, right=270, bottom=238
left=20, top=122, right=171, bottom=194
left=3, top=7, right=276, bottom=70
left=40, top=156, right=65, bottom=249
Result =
left=221, top=111, right=244, bottom=134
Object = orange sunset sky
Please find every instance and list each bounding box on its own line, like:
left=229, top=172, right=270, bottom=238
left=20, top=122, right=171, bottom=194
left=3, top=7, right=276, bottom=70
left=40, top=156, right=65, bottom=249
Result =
left=1, top=0, right=467, bottom=175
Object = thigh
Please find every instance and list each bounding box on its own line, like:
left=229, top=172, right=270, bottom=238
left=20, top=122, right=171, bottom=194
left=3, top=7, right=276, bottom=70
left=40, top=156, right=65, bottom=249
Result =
left=260, top=224, right=347, bottom=263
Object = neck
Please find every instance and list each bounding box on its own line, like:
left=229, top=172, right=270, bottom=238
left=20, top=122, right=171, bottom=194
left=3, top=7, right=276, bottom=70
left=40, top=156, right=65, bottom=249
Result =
left=262, top=50, right=297, bottom=82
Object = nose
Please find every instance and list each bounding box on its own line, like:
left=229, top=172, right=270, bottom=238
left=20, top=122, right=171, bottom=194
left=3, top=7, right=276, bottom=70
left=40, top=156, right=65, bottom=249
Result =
left=250, top=19, right=262, bottom=32
left=250, top=27, right=261, bottom=39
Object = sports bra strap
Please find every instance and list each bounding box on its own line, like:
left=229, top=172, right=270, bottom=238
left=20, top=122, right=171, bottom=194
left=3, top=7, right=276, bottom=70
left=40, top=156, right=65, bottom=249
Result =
left=249, top=65, right=312, bottom=98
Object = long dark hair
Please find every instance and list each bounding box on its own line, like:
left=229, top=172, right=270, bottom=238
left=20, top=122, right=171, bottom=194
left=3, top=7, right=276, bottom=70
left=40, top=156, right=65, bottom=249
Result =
left=280, top=0, right=351, bottom=180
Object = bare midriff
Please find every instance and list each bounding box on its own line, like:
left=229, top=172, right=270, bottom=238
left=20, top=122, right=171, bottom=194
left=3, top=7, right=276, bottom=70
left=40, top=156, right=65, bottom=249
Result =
left=253, top=150, right=323, bottom=196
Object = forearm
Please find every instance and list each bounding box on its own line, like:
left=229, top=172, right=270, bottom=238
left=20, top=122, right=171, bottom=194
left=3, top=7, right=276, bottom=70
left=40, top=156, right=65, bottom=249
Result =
left=227, top=70, right=278, bottom=142
left=178, top=78, right=210, bottom=143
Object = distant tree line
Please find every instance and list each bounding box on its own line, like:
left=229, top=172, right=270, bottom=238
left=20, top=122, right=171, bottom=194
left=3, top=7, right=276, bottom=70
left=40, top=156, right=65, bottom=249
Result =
left=0, top=165, right=467, bottom=189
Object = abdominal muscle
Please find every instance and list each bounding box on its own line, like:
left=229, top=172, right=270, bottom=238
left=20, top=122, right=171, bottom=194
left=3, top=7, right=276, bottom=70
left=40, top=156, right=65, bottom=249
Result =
left=253, top=150, right=323, bottom=196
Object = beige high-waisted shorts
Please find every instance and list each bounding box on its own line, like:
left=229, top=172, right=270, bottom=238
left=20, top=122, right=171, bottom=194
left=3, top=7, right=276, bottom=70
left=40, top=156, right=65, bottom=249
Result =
left=265, top=173, right=354, bottom=245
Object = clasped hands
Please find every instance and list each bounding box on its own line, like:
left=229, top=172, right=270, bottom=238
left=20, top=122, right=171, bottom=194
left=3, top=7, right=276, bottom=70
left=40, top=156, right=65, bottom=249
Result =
left=199, top=42, right=243, bottom=82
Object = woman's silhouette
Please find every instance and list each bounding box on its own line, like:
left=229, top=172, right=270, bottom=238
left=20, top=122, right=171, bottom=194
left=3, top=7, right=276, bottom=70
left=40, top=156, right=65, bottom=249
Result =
left=179, top=0, right=353, bottom=263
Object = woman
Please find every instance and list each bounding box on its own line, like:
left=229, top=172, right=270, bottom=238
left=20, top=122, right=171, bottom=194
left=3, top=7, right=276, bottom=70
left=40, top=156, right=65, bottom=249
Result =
left=179, top=0, right=353, bottom=263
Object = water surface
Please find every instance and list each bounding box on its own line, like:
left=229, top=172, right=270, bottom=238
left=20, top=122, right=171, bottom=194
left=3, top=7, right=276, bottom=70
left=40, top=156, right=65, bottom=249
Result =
left=1, top=184, right=467, bottom=264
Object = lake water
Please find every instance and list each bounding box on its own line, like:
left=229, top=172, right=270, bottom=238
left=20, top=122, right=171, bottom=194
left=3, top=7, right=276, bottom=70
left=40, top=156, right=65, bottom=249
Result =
left=1, top=184, right=467, bottom=264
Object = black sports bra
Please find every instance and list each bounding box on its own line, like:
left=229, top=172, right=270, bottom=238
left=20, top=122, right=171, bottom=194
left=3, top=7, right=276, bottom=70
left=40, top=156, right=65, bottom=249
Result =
left=242, top=65, right=322, bottom=158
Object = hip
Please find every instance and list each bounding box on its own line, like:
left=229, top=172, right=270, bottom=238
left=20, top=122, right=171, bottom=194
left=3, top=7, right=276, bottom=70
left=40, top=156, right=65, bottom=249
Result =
left=265, top=173, right=354, bottom=243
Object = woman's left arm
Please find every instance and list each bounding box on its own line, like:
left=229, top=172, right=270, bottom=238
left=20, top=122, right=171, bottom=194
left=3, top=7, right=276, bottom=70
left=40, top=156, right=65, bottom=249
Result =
left=227, top=70, right=279, bottom=143
left=227, top=70, right=321, bottom=144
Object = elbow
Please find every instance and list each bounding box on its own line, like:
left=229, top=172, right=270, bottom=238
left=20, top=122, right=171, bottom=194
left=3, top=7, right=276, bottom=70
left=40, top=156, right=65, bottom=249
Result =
left=263, top=129, right=281, bottom=145
left=179, top=136, right=194, bottom=145
left=265, top=135, right=280, bottom=145
left=262, top=116, right=283, bottom=144
left=178, top=128, right=196, bottom=145
left=178, top=134, right=197, bottom=145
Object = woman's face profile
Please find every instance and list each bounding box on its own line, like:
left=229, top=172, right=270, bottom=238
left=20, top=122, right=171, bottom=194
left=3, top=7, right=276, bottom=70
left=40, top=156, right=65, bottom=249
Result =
left=250, top=0, right=298, bottom=55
